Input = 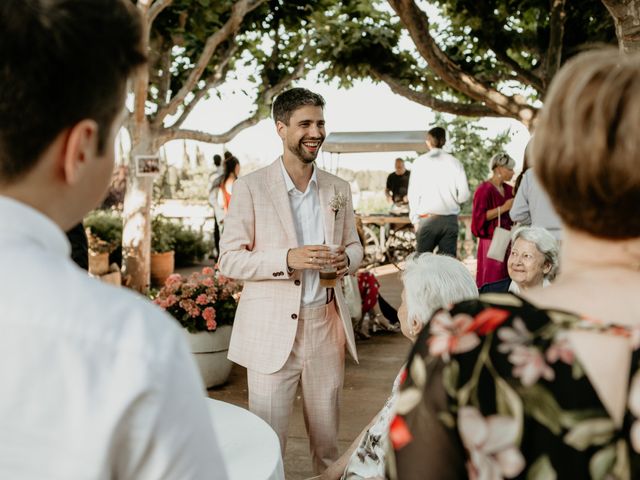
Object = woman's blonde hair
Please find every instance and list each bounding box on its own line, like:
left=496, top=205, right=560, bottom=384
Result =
left=531, top=49, right=640, bottom=239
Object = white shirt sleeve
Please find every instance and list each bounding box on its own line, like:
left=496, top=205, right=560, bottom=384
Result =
left=510, top=170, right=531, bottom=224
left=114, top=324, right=228, bottom=480
left=407, top=163, right=420, bottom=224
left=454, top=160, right=470, bottom=204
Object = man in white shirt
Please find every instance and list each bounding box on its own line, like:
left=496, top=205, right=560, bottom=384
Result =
left=0, top=2, right=227, bottom=479
left=408, top=127, right=470, bottom=256
left=219, top=88, right=363, bottom=474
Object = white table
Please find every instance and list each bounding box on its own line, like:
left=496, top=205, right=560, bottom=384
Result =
left=208, top=398, right=285, bottom=480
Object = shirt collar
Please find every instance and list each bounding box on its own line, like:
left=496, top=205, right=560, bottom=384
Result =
left=0, top=196, right=70, bottom=258
left=279, top=157, right=317, bottom=194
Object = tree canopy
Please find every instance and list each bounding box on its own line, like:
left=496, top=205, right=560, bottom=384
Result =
left=313, top=0, right=616, bottom=127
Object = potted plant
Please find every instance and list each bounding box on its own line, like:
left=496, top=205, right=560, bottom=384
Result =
left=153, top=266, right=241, bottom=387
left=150, top=215, right=176, bottom=287
left=172, top=224, right=211, bottom=267
left=85, top=229, right=112, bottom=276
left=84, top=209, right=123, bottom=267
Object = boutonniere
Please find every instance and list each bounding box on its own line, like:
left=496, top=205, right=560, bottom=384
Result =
left=329, top=190, right=347, bottom=219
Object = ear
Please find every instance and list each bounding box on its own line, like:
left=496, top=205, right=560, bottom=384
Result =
left=411, top=317, right=423, bottom=336
left=543, top=262, right=552, bottom=275
left=60, top=119, right=99, bottom=186
left=276, top=120, right=287, bottom=141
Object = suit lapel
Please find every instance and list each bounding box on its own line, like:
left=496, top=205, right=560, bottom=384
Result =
left=317, top=169, right=336, bottom=245
left=267, top=160, right=298, bottom=247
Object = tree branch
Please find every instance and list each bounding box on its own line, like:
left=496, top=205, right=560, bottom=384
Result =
left=148, top=0, right=172, bottom=27
left=373, top=69, right=501, bottom=117
left=544, top=0, right=567, bottom=87
left=158, top=58, right=306, bottom=146
left=155, top=0, right=267, bottom=123
left=387, top=0, right=536, bottom=125
left=164, top=42, right=239, bottom=129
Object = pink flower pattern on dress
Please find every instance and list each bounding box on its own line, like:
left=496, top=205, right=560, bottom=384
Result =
left=458, top=407, right=525, bottom=480
left=545, top=332, right=575, bottom=365
left=428, top=311, right=481, bottom=361
left=508, top=345, right=555, bottom=387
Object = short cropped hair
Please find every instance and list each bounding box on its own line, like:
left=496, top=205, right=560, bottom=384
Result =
left=403, top=253, right=478, bottom=326
left=0, top=0, right=145, bottom=182
left=511, top=226, right=560, bottom=280
left=272, top=88, right=325, bottom=126
left=489, top=152, right=516, bottom=171
left=531, top=49, right=640, bottom=239
left=427, top=127, right=447, bottom=148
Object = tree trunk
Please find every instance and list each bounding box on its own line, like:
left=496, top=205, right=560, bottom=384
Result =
left=121, top=126, right=158, bottom=293
left=603, top=0, right=640, bottom=52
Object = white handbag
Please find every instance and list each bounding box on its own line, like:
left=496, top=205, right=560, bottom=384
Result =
left=486, top=209, right=511, bottom=261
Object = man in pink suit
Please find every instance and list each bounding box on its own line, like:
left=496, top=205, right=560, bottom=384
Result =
left=218, top=88, right=363, bottom=474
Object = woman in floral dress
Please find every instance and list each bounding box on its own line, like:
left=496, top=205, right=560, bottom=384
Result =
left=387, top=49, right=640, bottom=480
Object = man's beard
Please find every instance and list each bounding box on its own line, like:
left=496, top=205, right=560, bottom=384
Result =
left=288, top=137, right=323, bottom=164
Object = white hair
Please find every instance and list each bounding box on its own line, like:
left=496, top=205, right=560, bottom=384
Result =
left=489, top=152, right=516, bottom=170
left=511, top=226, right=560, bottom=280
left=403, top=253, right=479, bottom=326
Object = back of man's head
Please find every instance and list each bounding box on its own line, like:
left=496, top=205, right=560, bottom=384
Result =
left=213, top=154, right=222, bottom=168
left=0, top=0, right=145, bottom=183
left=426, top=127, right=446, bottom=149
left=272, top=88, right=325, bottom=126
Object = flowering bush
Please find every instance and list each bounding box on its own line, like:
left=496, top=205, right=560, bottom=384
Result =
left=153, top=266, right=241, bottom=333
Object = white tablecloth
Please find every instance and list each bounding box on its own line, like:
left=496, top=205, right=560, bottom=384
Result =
left=208, top=398, right=285, bottom=480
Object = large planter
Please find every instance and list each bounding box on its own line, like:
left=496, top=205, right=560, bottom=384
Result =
left=150, top=250, right=174, bottom=287
left=184, top=325, right=233, bottom=388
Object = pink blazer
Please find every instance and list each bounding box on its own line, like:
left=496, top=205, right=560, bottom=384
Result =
left=218, top=160, right=363, bottom=374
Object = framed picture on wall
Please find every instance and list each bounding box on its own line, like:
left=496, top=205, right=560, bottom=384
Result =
left=135, top=155, right=160, bottom=177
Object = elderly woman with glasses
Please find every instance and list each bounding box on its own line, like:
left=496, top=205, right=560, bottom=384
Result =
left=480, top=226, right=559, bottom=294
left=471, top=152, right=516, bottom=287
left=317, top=253, right=477, bottom=480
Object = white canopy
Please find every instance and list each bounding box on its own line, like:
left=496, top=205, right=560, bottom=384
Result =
left=322, top=130, right=428, bottom=154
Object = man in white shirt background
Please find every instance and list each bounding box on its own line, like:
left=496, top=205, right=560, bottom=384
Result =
left=0, top=1, right=226, bottom=478
left=408, top=127, right=470, bottom=256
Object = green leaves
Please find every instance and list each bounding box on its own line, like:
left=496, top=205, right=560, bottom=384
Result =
left=564, top=418, right=616, bottom=451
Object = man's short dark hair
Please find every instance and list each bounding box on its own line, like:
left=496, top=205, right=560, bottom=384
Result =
left=272, top=88, right=325, bottom=126
left=213, top=154, right=222, bottom=168
left=427, top=127, right=447, bottom=148
left=0, top=0, right=146, bottom=182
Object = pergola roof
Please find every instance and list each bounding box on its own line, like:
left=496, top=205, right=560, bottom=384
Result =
left=322, top=131, right=428, bottom=154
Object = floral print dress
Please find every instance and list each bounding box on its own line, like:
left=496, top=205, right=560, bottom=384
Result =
left=386, top=293, right=640, bottom=480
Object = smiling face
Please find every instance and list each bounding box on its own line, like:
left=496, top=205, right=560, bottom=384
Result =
left=507, top=238, right=551, bottom=289
left=277, top=105, right=325, bottom=164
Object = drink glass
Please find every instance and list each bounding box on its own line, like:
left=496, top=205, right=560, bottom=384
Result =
left=319, top=244, right=340, bottom=288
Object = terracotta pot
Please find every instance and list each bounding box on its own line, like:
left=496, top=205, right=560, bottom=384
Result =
left=183, top=325, right=233, bottom=388
left=88, top=251, right=110, bottom=276
left=150, top=250, right=175, bottom=287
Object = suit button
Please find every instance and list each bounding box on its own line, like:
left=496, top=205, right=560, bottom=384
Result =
left=294, top=280, right=301, bottom=286
left=279, top=271, right=284, bottom=276
left=272, top=273, right=277, bottom=277
left=291, top=314, right=298, bottom=319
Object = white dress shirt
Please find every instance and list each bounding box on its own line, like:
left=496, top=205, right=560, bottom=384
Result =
left=510, top=169, right=563, bottom=240
left=0, top=196, right=227, bottom=479
left=407, top=148, right=471, bottom=224
left=280, top=159, right=326, bottom=307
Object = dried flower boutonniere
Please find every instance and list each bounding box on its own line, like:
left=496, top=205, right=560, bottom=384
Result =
left=329, top=191, right=347, bottom=219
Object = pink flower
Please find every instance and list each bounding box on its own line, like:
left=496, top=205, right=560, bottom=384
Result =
left=545, top=332, right=574, bottom=365
left=497, top=318, right=532, bottom=354
left=202, top=277, right=214, bottom=287
left=190, top=306, right=201, bottom=318
left=429, top=311, right=481, bottom=361
left=202, top=266, right=214, bottom=276
left=203, top=307, right=217, bottom=330
left=164, top=294, right=178, bottom=308
left=458, top=407, right=525, bottom=480
left=165, top=273, right=182, bottom=286
left=508, top=345, right=555, bottom=387
left=195, top=294, right=208, bottom=305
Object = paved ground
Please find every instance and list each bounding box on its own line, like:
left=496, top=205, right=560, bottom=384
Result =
left=178, top=261, right=409, bottom=479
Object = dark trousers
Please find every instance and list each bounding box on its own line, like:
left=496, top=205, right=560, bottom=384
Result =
left=416, top=214, right=459, bottom=257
